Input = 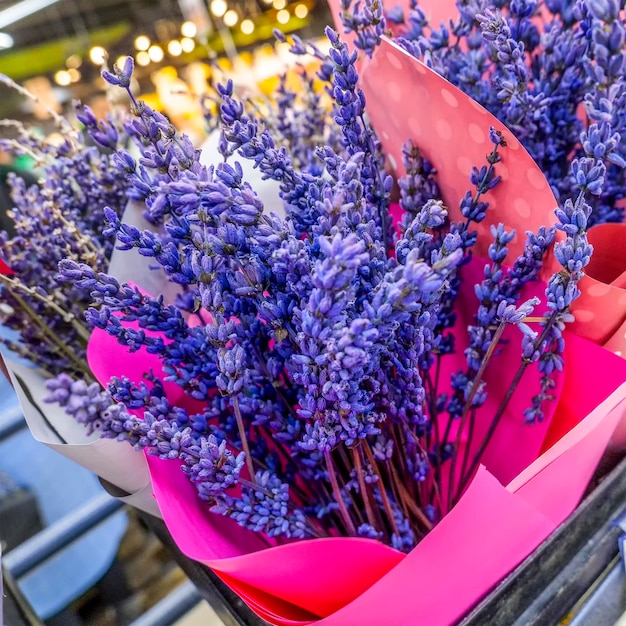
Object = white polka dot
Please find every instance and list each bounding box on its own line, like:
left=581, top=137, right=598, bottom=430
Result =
left=416, top=85, right=430, bottom=102
left=415, top=62, right=427, bottom=75
left=527, top=168, right=547, bottom=190
left=436, top=119, right=453, bottom=141
left=469, top=98, right=488, bottom=115
left=587, top=282, right=611, bottom=297
left=498, top=163, right=509, bottom=180
left=468, top=123, right=485, bottom=145
left=457, top=155, right=473, bottom=176
left=615, top=350, right=623, bottom=357
left=441, top=88, right=458, bottom=108
left=507, top=136, right=521, bottom=151
left=619, top=293, right=626, bottom=307
left=514, top=198, right=531, bottom=218
left=409, top=117, right=421, bottom=137
left=386, top=50, right=404, bottom=70
left=389, top=82, right=402, bottom=103
left=388, top=153, right=398, bottom=170
left=574, top=309, right=595, bottom=322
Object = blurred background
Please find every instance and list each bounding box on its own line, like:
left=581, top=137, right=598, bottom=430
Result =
left=0, top=0, right=332, bottom=139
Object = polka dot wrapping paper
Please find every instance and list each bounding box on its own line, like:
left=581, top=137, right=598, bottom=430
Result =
left=360, top=37, right=626, bottom=358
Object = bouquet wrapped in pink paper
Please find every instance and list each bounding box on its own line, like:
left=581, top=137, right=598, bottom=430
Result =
left=7, top=1, right=626, bottom=623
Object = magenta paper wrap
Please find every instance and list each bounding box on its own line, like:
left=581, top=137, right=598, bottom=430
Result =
left=88, top=280, right=626, bottom=625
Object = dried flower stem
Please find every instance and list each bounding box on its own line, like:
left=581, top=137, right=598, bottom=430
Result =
left=447, top=321, right=507, bottom=510
left=0, top=74, right=76, bottom=137
left=0, top=274, right=91, bottom=343
left=362, top=442, right=401, bottom=537
left=453, top=311, right=560, bottom=504
left=325, top=450, right=357, bottom=536
left=352, top=446, right=379, bottom=532
left=232, top=395, right=256, bottom=484
left=0, top=282, right=91, bottom=377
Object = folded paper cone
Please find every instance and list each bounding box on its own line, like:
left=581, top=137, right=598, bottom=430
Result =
left=145, top=336, right=626, bottom=625
left=3, top=356, right=158, bottom=517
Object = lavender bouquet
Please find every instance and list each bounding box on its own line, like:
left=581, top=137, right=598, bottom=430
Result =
left=4, top=2, right=626, bottom=621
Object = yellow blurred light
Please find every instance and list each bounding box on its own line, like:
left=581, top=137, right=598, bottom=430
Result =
left=294, top=3, right=308, bottom=18
left=273, top=0, right=286, bottom=9
left=181, top=37, right=195, bottom=52
left=210, top=0, right=227, bottom=17
left=181, top=21, right=197, bottom=37
left=223, top=9, right=238, bottom=26
left=134, top=35, right=150, bottom=51
left=168, top=40, right=183, bottom=56
left=54, top=70, right=71, bottom=86
left=89, top=46, right=106, bottom=65
left=115, top=55, right=130, bottom=70
left=136, top=50, right=151, bottom=66
left=68, top=68, right=81, bottom=82
left=148, top=44, right=164, bottom=62
left=66, top=54, right=81, bottom=69
left=276, top=8, right=290, bottom=23
left=240, top=19, right=254, bottom=34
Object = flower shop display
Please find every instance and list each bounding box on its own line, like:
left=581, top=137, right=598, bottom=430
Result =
left=2, top=0, right=626, bottom=624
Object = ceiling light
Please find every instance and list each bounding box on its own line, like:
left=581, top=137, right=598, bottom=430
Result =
left=136, top=51, right=150, bottom=66
left=67, top=68, right=81, bottom=82
left=210, top=0, right=227, bottom=17
left=294, top=3, right=308, bottom=18
left=276, top=8, right=289, bottom=23
left=240, top=19, right=254, bottom=34
left=181, top=37, right=195, bottom=53
left=134, top=35, right=150, bottom=51
left=273, top=0, right=286, bottom=9
left=223, top=9, right=238, bottom=26
left=0, top=32, right=13, bottom=49
left=0, top=0, right=61, bottom=30
left=168, top=40, right=182, bottom=56
left=181, top=21, right=197, bottom=38
left=53, top=69, right=71, bottom=86
left=89, top=46, right=107, bottom=65
left=148, top=44, right=164, bottom=63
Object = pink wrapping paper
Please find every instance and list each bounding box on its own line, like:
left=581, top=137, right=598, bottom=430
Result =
left=0, top=257, right=13, bottom=275
left=88, top=281, right=626, bottom=624
left=361, top=37, right=562, bottom=266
